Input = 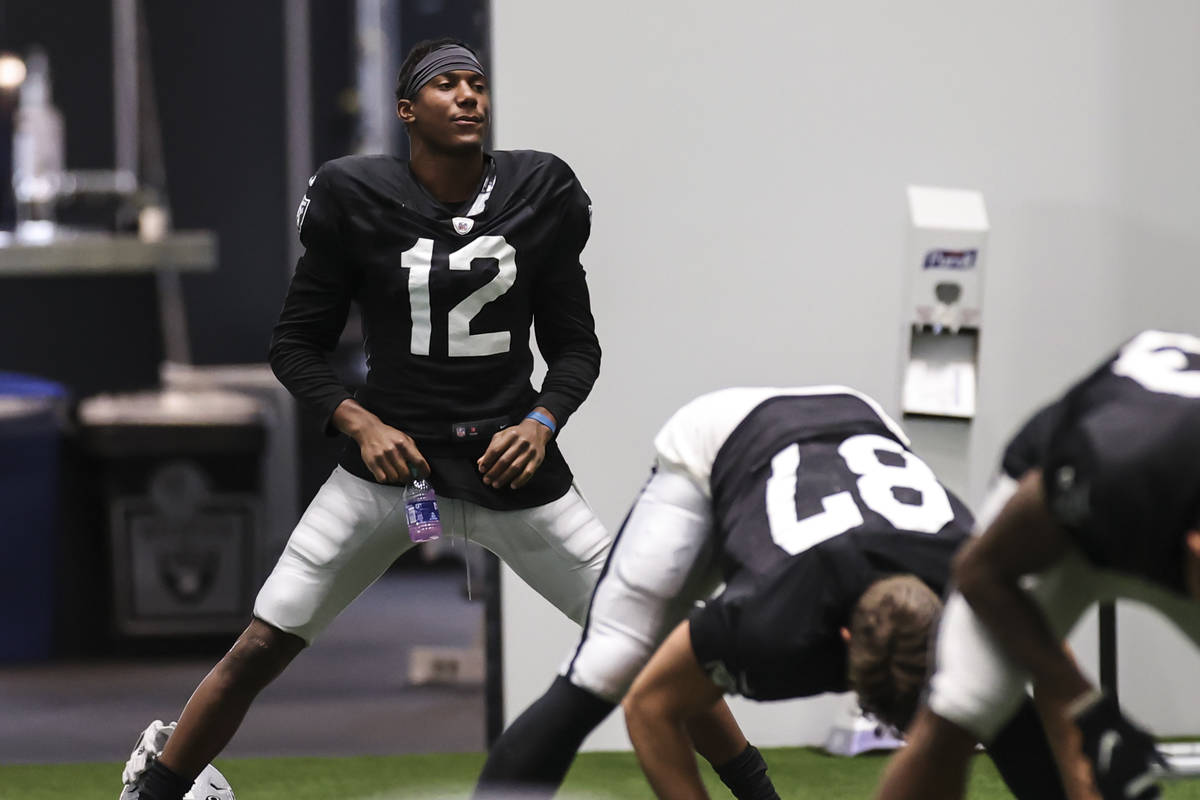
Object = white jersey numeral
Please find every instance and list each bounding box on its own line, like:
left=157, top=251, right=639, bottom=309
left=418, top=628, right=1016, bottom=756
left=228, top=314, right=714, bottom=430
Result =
left=447, top=236, right=517, bottom=356
left=401, top=236, right=517, bottom=357
left=403, top=238, right=435, bottom=356
left=766, top=434, right=953, bottom=555
left=767, top=444, right=863, bottom=555
left=1112, top=330, right=1200, bottom=398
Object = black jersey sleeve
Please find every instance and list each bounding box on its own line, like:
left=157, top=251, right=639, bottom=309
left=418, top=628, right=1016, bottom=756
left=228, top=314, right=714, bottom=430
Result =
left=268, top=165, right=360, bottom=433
left=1000, top=401, right=1066, bottom=480
left=1041, top=401, right=1195, bottom=590
left=530, top=166, right=601, bottom=430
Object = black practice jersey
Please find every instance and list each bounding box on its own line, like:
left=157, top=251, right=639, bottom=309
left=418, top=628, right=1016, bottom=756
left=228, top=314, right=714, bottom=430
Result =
left=1004, top=330, right=1200, bottom=594
left=269, top=150, right=601, bottom=508
left=689, top=391, right=973, bottom=700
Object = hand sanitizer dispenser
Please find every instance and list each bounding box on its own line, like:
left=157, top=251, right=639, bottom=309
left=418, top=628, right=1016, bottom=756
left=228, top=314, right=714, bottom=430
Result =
left=902, top=186, right=988, bottom=419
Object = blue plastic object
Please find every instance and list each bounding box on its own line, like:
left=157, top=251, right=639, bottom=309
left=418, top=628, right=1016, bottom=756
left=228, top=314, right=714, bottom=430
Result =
left=0, top=372, right=67, bottom=661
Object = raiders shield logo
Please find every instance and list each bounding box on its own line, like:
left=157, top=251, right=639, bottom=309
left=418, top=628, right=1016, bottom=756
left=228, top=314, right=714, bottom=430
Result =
left=452, top=217, right=474, bottom=235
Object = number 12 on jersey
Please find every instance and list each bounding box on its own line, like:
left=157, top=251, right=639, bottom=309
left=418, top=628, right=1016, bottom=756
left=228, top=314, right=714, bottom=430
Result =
left=766, top=434, right=954, bottom=555
left=402, top=235, right=517, bottom=358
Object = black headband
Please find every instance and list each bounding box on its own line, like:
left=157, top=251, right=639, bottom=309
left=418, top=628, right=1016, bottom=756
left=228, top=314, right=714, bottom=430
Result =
left=401, top=45, right=484, bottom=100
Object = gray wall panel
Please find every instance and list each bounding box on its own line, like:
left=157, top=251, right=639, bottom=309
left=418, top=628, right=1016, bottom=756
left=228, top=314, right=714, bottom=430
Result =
left=494, top=0, right=1200, bottom=748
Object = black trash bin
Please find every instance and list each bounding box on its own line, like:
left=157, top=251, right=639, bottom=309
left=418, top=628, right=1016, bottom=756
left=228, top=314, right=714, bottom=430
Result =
left=79, top=389, right=265, bottom=637
left=0, top=372, right=67, bottom=662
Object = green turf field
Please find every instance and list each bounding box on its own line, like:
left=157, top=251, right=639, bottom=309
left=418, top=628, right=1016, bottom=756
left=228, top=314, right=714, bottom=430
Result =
left=3, top=748, right=1198, bottom=800
left=7, top=753, right=1200, bottom=800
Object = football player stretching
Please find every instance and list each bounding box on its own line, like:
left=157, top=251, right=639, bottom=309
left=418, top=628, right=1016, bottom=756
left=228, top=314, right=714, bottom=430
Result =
left=875, top=331, right=1200, bottom=800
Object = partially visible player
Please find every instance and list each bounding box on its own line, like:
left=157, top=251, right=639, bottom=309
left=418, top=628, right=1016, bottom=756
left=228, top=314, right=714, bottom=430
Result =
left=119, top=38, right=613, bottom=800
left=875, top=330, right=1200, bottom=800
left=479, top=386, right=1071, bottom=800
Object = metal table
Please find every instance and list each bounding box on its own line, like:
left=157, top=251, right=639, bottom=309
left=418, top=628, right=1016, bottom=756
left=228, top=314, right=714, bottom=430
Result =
left=0, top=229, right=217, bottom=362
left=0, top=230, right=215, bottom=276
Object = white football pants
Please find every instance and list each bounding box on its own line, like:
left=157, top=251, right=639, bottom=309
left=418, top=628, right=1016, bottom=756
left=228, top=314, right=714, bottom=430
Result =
left=254, top=466, right=611, bottom=643
left=929, top=479, right=1200, bottom=741
left=562, top=464, right=723, bottom=702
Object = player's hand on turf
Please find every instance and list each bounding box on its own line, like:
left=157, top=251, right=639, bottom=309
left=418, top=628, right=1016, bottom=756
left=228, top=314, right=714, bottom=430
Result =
left=477, top=413, right=554, bottom=490
left=1071, top=691, right=1167, bottom=800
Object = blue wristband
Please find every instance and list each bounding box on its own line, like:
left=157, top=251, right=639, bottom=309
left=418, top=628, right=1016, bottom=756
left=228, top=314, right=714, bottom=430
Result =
left=525, top=410, right=557, bottom=434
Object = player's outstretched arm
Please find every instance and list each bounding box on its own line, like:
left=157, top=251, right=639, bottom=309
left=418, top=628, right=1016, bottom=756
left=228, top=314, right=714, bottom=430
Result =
left=332, top=399, right=430, bottom=484
left=685, top=701, right=781, bottom=800
left=624, top=621, right=725, bottom=800
left=1032, top=674, right=1104, bottom=800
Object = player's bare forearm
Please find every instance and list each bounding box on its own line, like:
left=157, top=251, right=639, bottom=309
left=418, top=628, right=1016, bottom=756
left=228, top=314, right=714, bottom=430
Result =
left=874, top=707, right=976, bottom=799
left=477, top=407, right=555, bottom=489
left=954, top=471, right=1091, bottom=704
left=1033, top=673, right=1103, bottom=800
left=624, top=622, right=723, bottom=800
left=332, top=399, right=429, bottom=484
left=331, top=398, right=381, bottom=439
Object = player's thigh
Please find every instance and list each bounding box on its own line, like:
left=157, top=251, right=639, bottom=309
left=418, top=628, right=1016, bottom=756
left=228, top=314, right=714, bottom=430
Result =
left=927, top=591, right=1030, bottom=743
left=929, top=558, right=1097, bottom=742
left=472, top=484, right=611, bottom=625
left=564, top=467, right=720, bottom=701
left=254, top=466, right=416, bottom=643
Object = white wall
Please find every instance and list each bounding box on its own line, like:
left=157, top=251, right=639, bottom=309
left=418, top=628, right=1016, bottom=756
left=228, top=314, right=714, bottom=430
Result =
left=494, top=0, right=1200, bottom=748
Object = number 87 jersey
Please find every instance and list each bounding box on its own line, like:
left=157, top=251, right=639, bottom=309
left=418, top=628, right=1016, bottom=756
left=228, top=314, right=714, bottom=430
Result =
left=656, top=386, right=973, bottom=584
left=653, top=387, right=972, bottom=698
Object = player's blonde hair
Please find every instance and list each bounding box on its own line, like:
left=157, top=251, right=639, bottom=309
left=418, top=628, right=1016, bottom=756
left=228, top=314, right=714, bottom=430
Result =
left=846, top=574, right=942, bottom=732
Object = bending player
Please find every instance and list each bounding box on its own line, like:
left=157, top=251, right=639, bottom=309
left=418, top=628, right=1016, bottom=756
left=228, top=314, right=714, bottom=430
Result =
left=478, top=386, right=1071, bottom=800
left=875, top=330, right=1200, bottom=800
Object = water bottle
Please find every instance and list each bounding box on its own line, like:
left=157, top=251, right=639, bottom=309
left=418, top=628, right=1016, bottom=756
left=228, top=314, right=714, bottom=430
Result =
left=11, top=47, right=63, bottom=237
left=404, top=478, right=442, bottom=543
